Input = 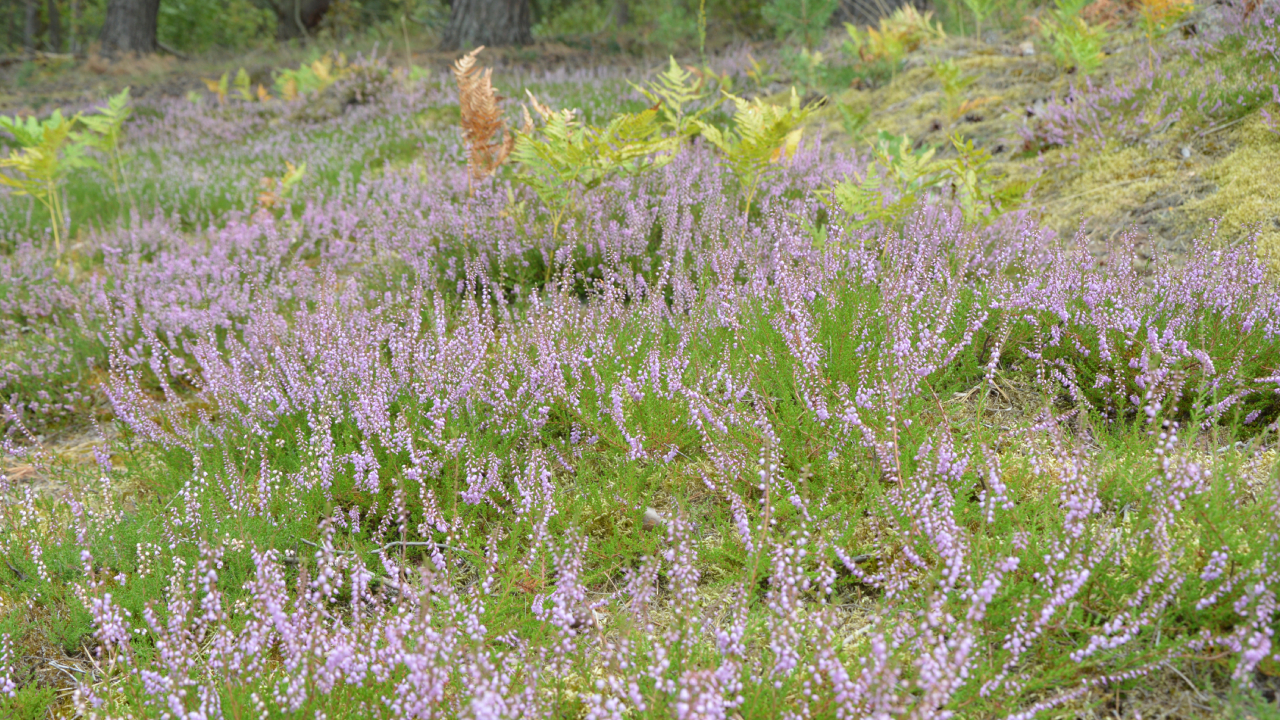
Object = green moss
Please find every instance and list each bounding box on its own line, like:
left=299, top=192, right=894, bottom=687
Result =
left=1182, top=116, right=1280, bottom=273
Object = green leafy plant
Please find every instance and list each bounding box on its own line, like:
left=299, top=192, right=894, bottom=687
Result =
left=935, top=135, right=1013, bottom=224
left=825, top=132, right=940, bottom=230
left=233, top=68, right=254, bottom=101
left=634, top=4, right=699, bottom=55
left=961, top=0, right=999, bottom=36
left=75, top=87, right=135, bottom=208
left=745, top=53, right=779, bottom=91
left=255, top=161, right=307, bottom=217
left=837, top=102, right=871, bottom=138
left=930, top=59, right=980, bottom=121
left=781, top=47, right=827, bottom=96
left=274, top=55, right=347, bottom=101
left=633, top=57, right=712, bottom=138
left=823, top=131, right=1020, bottom=235
left=203, top=72, right=230, bottom=105
left=158, top=0, right=274, bottom=53
left=0, top=110, right=85, bottom=255
left=763, top=0, right=839, bottom=50
left=844, top=5, right=946, bottom=72
left=694, top=89, right=818, bottom=217
left=1138, top=0, right=1194, bottom=64
left=1040, top=0, right=1108, bottom=75
left=513, top=94, right=681, bottom=244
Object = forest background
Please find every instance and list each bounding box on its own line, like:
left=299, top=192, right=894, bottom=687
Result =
left=1, top=0, right=997, bottom=59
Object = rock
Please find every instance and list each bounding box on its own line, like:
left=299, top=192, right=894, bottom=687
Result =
left=642, top=507, right=663, bottom=531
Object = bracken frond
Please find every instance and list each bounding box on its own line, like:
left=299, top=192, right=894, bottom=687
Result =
left=453, top=46, right=515, bottom=185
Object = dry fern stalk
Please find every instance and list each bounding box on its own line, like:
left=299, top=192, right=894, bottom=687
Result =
left=453, top=46, right=516, bottom=186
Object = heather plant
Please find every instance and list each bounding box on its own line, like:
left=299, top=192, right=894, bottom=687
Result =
left=4, top=49, right=1280, bottom=720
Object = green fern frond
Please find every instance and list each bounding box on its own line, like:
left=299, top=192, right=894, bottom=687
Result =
left=0, top=109, right=85, bottom=254
left=633, top=56, right=710, bottom=136
left=0, top=113, right=52, bottom=148
left=693, top=88, right=817, bottom=213
left=234, top=68, right=254, bottom=101
left=513, top=100, right=681, bottom=242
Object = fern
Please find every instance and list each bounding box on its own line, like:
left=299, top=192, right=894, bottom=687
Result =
left=0, top=110, right=86, bottom=255
left=274, top=55, right=345, bottom=101
left=633, top=57, right=711, bottom=137
left=936, top=135, right=1004, bottom=225
left=1041, top=5, right=1108, bottom=75
left=845, top=6, right=945, bottom=68
left=76, top=87, right=134, bottom=207
left=453, top=46, right=517, bottom=187
left=693, top=88, right=816, bottom=216
left=930, top=60, right=979, bottom=121
left=824, top=132, right=1018, bottom=234
left=234, top=68, right=254, bottom=101
left=513, top=93, right=678, bottom=243
left=203, top=72, right=230, bottom=105
left=256, top=161, right=307, bottom=216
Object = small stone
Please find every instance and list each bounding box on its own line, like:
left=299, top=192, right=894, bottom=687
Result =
left=642, top=507, right=663, bottom=531
left=1019, top=41, right=1035, bottom=56
left=570, top=604, right=598, bottom=630
left=1181, top=146, right=1192, bottom=158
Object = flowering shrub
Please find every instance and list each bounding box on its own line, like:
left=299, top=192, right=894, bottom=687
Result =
left=1, top=50, right=1279, bottom=720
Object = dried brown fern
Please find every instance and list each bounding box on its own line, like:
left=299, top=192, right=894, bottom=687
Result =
left=453, top=46, right=516, bottom=185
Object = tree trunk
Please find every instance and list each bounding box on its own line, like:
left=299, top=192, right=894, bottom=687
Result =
left=613, top=0, right=629, bottom=29
left=23, top=0, right=34, bottom=53
left=7, top=0, right=17, bottom=52
left=441, top=0, right=531, bottom=50
left=44, top=0, right=59, bottom=51
left=99, top=0, right=160, bottom=56
left=265, top=0, right=332, bottom=41
left=70, top=0, right=79, bottom=53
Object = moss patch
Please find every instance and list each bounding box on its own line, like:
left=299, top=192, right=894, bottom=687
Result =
left=1182, top=116, right=1280, bottom=272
